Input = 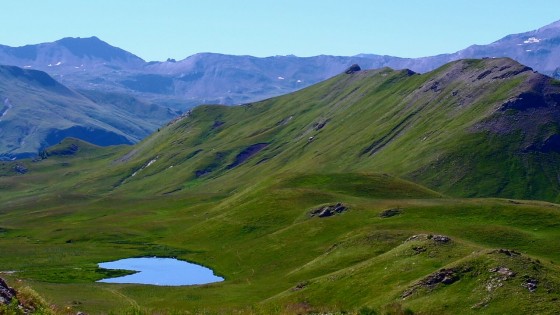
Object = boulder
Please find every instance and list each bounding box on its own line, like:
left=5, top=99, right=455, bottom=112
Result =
left=310, top=203, right=347, bottom=218
left=489, top=266, right=516, bottom=278
left=13, top=164, right=27, bottom=174
left=431, top=235, right=451, bottom=243
left=522, top=278, right=538, bottom=292
left=379, top=208, right=402, bottom=218
left=0, top=277, right=16, bottom=305
left=344, top=64, right=361, bottom=74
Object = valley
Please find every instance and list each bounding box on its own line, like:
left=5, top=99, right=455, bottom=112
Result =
left=2, top=57, right=560, bottom=314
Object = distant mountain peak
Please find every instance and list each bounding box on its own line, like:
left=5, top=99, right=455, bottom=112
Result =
left=56, top=36, right=102, bottom=42
left=53, top=36, right=144, bottom=63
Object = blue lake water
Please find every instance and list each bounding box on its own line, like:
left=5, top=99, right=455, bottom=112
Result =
left=97, top=257, right=224, bottom=286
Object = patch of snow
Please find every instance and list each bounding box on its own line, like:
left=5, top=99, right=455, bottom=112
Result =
left=524, top=37, right=540, bottom=44
left=75, top=66, right=80, bottom=69
left=0, top=98, right=13, bottom=121
left=23, top=65, right=31, bottom=68
left=526, top=50, right=532, bottom=52
left=47, top=64, right=52, bottom=67
left=129, top=157, right=158, bottom=179
left=296, top=79, right=302, bottom=83
left=55, top=61, right=62, bottom=66
left=278, top=76, right=285, bottom=80
left=0, top=271, right=17, bottom=274
left=146, top=159, right=157, bottom=168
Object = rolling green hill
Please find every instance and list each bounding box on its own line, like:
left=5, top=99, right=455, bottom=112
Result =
left=1, top=58, right=560, bottom=314
left=76, top=57, right=560, bottom=202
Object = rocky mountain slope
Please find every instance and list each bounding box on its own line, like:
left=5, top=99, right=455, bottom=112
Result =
left=94, top=57, right=560, bottom=202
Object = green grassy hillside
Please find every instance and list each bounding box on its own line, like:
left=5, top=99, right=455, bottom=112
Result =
left=1, top=58, right=560, bottom=314
left=80, top=57, right=560, bottom=202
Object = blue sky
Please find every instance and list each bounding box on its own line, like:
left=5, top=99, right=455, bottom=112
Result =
left=3, top=1, right=560, bottom=61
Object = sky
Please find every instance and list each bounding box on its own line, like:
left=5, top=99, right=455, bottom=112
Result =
left=2, top=1, right=560, bottom=62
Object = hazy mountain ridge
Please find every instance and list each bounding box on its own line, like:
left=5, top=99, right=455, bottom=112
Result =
left=0, top=65, right=177, bottom=159
left=1, top=20, right=559, bottom=158
left=0, top=36, right=144, bottom=68
left=0, top=20, right=558, bottom=110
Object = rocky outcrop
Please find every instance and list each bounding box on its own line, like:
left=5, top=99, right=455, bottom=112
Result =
left=492, top=248, right=521, bottom=257
left=522, top=278, right=538, bottom=292
left=0, top=278, right=16, bottom=305
left=402, top=267, right=467, bottom=299
left=313, top=119, right=329, bottom=131
left=309, top=203, right=347, bottom=218
left=344, top=64, right=361, bottom=74
left=379, top=208, right=402, bottom=218
left=405, top=234, right=451, bottom=244
left=0, top=277, right=56, bottom=313
left=499, top=92, right=547, bottom=111
left=13, top=164, right=27, bottom=174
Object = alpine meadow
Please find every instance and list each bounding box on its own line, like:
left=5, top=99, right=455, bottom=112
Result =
left=2, top=7, right=560, bottom=315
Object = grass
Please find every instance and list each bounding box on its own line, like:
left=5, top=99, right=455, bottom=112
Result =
left=1, top=172, right=560, bottom=314
left=1, top=58, right=560, bottom=314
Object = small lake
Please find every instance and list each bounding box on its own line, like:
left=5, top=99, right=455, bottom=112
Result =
left=97, top=257, right=224, bottom=286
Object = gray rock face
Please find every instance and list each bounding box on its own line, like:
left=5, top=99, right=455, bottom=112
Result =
left=379, top=208, right=402, bottom=218
left=345, top=64, right=361, bottom=74
left=0, top=278, right=16, bottom=305
left=13, top=164, right=27, bottom=174
left=489, top=266, right=516, bottom=278
left=522, top=278, right=538, bottom=292
left=402, top=267, right=465, bottom=298
left=431, top=235, right=451, bottom=243
left=309, top=203, right=348, bottom=218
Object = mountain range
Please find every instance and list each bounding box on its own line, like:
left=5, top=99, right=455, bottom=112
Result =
left=0, top=20, right=560, bottom=158
left=1, top=57, right=560, bottom=313
left=0, top=65, right=177, bottom=159
left=1, top=20, right=559, bottom=107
